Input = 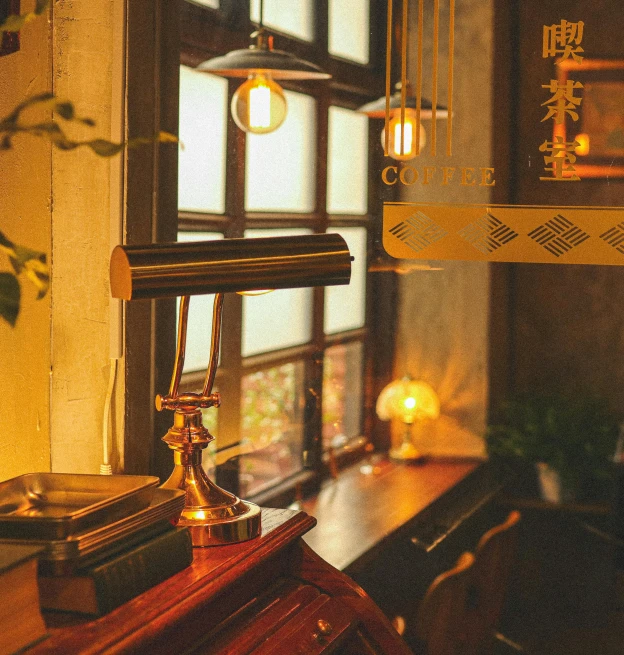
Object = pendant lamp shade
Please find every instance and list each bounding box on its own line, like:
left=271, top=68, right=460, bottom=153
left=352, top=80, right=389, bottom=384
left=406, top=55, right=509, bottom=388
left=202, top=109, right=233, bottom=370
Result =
left=198, top=30, right=331, bottom=81
left=357, top=83, right=448, bottom=120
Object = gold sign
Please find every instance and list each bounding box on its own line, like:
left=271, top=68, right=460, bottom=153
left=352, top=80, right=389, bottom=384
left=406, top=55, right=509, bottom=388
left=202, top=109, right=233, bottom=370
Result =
left=384, top=203, right=624, bottom=266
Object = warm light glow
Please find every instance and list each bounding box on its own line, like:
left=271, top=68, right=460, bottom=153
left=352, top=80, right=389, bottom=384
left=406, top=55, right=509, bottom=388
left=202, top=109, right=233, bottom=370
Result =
left=574, top=132, right=590, bottom=156
left=237, top=289, right=274, bottom=296
left=403, top=396, right=417, bottom=410
left=381, top=108, right=426, bottom=161
left=249, top=83, right=271, bottom=128
left=376, top=378, right=440, bottom=424
left=231, top=73, right=287, bottom=134
left=395, top=119, right=414, bottom=156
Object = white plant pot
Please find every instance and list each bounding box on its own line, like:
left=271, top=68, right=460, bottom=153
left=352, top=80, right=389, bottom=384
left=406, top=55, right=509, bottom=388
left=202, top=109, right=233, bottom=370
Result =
left=535, top=462, right=564, bottom=503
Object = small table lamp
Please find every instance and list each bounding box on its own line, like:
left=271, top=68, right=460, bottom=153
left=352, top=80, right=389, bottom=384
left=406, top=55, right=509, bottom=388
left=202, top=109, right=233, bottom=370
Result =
left=376, top=378, right=440, bottom=462
left=110, top=234, right=351, bottom=546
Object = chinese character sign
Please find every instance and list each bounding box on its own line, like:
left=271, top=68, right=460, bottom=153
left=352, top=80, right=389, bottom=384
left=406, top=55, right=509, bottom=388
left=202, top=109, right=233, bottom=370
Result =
left=540, top=20, right=586, bottom=182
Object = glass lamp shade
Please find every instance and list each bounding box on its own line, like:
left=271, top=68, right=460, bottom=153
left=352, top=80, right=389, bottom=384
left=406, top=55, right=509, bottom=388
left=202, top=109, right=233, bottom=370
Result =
left=376, top=378, right=440, bottom=425
left=231, top=74, right=287, bottom=134
left=380, top=108, right=426, bottom=161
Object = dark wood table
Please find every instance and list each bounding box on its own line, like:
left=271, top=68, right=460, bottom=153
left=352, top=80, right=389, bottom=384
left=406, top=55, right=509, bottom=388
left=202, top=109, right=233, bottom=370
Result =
left=28, top=508, right=413, bottom=655
left=301, top=458, right=480, bottom=574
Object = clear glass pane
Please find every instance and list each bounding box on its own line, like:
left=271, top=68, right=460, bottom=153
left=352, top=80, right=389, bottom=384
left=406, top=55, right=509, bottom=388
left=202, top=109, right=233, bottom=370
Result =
left=328, top=0, right=370, bottom=64
left=193, top=0, right=219, bottom=7
left=242, top=229, right=313, bottom=357
left=239, top=362, right=305, bottom=497
left=250, top=0, right=314, bottom=42
left=177, top=232, right=224, bottom=373
left=322, top=342, right=364, bottom=450
left=324, top=227, right=367, bottom=334
left=327, top=107, right=368, bottom=215
left=178, top=66, right=227, bottom=213
left=245, top=91, right=316, bottom=213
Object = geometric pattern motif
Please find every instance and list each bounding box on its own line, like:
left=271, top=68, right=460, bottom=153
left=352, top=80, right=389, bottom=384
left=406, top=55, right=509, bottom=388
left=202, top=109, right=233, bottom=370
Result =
left=527, top=214, right=590, bottom=257
left=599, top=222, right=624, bottom=255
left=457, top=212, right=519, bottom=254
left=388, top=211, right=447, bottom=253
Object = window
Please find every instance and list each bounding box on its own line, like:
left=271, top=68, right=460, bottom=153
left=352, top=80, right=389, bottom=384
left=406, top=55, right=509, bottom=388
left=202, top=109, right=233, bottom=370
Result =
left=176, top=0, right=386, bottom=501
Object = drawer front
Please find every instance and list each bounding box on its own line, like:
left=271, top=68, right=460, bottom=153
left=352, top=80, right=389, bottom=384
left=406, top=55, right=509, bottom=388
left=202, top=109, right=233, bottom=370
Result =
left=253, top=595, right=357, bottom=655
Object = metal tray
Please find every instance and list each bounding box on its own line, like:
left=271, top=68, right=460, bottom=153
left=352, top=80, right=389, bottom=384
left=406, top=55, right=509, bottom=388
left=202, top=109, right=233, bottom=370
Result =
left=0, top=473, right=160, bottom=540
left=0, top=487, right=186, bottom=575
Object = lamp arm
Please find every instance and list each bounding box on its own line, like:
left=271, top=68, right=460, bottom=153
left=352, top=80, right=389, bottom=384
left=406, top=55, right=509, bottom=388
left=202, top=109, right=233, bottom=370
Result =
left=202, top=293, right=224, bottom=397
left=168, top=295, right=190, bottom=399
left=157, top=293, right=222, bottom=412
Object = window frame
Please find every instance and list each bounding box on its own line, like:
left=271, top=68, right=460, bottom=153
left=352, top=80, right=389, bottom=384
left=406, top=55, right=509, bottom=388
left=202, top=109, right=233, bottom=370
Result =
left=123, top=0, right=397, bottom=505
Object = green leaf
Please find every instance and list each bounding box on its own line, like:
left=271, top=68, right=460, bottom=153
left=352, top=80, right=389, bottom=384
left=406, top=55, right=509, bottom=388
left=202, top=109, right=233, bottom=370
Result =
left=9, top=245, right=49, bottom=297
left=0, top=273, right=20, bottom=327
left=0, top=0, right=50, bottom=34
left=54, top=102, right=75, bottom=121
left=0, top=231, right=49, bottom=300
left=0, top=229, right=13, bottom=251
left=0, top=93, right=56, bottom=127
left=1, top=94, right=178, bottom=156
left=86, top=139, right=126, bottom=157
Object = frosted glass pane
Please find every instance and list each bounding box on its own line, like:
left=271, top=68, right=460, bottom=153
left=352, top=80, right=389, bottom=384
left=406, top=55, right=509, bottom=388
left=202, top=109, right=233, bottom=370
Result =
left=242, top=229, right=313, bottom=356
left=327, top=107, right=368, bottom=215
left=178, top=66, right=227, bottom=213
left=324, top=227, right=367, bottom=334
left=177, top=232, right=223, bottom=373
left=323, top=342, right=364, bottom=450
left=239, top=362, right=305, bottom=497
left=250, top=0, right=314, bottom=42
left=193, top=0, right=219, bottom=7
left=246, top=91, right=316, bottom=213
left=328, top=0, right=370, bottom=64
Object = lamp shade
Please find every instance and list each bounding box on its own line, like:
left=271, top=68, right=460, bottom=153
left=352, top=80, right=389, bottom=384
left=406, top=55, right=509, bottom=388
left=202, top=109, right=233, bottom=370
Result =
left=110, top=234, right=352, bottom=301
left=376, top=378, right=440, bottom=424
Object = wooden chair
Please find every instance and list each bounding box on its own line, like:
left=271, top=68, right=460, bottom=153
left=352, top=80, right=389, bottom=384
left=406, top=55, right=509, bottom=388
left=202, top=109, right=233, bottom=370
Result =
left=463, top=510, right=523, bottom=654
left=413, top=551, right=476, bottom=655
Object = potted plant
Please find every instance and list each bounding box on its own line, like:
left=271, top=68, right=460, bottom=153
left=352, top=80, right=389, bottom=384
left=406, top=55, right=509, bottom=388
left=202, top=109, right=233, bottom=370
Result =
left=485, top=392, right=620, bottom=503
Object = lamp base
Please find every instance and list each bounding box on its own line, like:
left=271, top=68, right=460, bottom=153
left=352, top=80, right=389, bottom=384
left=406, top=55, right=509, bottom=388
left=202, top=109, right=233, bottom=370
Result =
left=161, top=452, right=262, bottom=547
left=161, top=410, right=262, bottom=547
left=389, top=440, right=426, bottom=463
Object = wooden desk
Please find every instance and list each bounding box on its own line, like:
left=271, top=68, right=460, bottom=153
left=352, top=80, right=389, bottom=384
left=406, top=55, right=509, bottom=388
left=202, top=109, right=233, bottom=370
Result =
left=28, top=508, right=412, bottom=655
left=301, top=458, right=479, bottom=574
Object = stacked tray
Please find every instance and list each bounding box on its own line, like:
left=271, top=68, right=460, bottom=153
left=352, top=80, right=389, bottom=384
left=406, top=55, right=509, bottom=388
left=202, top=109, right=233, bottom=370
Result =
left=0, top=474, right=185, bottom=575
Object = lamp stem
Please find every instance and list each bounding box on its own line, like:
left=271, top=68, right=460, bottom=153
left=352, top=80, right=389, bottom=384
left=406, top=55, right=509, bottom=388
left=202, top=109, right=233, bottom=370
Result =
left=259, top=0, right=264, bottom=28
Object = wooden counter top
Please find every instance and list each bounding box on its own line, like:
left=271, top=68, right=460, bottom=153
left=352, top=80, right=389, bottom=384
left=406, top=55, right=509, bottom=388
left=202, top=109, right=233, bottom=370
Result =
left=301, top=458, right=479, bottom=573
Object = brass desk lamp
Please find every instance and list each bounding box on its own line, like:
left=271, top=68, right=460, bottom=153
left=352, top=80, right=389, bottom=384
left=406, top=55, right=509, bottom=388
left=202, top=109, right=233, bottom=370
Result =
left=376, top=378, right=440, bottom=463
left=110, top=234, right=351, bottom=546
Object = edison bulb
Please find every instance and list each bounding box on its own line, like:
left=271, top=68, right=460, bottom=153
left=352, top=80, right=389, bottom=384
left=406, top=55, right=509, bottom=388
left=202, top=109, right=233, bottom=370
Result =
left=381, top=108, right=426, bottom=160
left=231, top=73, right=287, bottom=134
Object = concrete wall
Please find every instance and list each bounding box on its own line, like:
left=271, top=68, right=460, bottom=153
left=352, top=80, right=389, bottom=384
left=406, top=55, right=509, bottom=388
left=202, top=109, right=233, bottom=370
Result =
left=0, top=5, right=52, bottom=479
left=394, top=0, right=493, bottom=457
left=0, top=1, right=125, bottom=480
left=49, top=0, right=124, bottom=474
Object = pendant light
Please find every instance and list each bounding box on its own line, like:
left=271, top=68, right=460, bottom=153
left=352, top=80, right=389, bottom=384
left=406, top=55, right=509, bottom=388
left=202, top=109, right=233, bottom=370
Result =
left=358, top=82, right=448, bottom=161
left=199, top=0, right=330, bottom=135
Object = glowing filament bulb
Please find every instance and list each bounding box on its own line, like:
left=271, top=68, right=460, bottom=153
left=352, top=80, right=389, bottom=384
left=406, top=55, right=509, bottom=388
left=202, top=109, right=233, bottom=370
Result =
left=395, top=120, right=414, bottom=156
left=382, top=108, right=426, bottom=161
left=249, top=82, right=271, bottom=128
left=231, top=73, right=287, bottom=135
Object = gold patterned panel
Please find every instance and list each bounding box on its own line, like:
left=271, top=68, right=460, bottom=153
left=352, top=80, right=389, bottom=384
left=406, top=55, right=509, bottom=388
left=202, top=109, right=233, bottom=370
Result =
left=384, top=203, right=624, bottom=265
